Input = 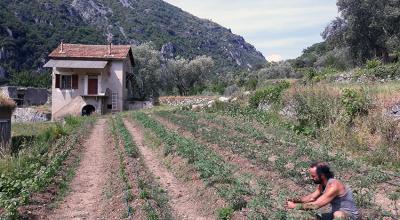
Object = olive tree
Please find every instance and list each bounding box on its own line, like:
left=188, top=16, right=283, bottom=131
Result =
left=167, top=55, right=214, bottom=96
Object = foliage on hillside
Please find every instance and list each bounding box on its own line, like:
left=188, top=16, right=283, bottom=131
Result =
left=293, top=0, right=400, bottom=70
left=0, top=0, right=266, bottom=84
left=0, top=0, right=105, bottom=76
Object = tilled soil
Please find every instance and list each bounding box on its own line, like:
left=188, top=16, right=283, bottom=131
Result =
left=123, top=118, right=216, bottom=220
left=47, top=119, right=119, bottom=220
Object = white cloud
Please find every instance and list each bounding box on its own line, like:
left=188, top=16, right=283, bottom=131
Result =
left=163, top=0, right=338, bottom=59
left=266, top=54, right=283, bottom=62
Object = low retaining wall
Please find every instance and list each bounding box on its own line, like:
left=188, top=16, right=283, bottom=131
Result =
left=159, top=96, right=217, bottom=106
left=12, top=107, right=51, bottom=123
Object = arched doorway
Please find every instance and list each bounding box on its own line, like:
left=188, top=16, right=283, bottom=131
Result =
left=82, top=105, right=95, bottom=116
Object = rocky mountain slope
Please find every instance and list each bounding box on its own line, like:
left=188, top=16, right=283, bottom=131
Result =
left=0, top=0, right=266, bottom=77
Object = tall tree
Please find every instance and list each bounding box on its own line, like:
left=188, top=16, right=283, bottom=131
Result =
left=325, top=0, right=400, bottom=63
left=167, top=56, right=214, bottom=96
left=131, top=43, right=164, bottom=100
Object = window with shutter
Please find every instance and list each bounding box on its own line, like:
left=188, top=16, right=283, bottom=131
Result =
left=72, top=75, right=79, bottom=89
left=55, top=74, right=60, bottom=88
left=61, top=75, right=72, bottom=90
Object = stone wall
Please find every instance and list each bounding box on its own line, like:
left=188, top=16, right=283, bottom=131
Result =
left=1, top=86, right=48, bottom=106
left=12, top=107, right=51, bottom=123
left=159, top=96, right=216, bottom=106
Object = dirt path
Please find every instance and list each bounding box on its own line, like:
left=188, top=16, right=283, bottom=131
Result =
left=123, top=119, right=213, bottom=220
left=47, top=119, right=113, bottom=220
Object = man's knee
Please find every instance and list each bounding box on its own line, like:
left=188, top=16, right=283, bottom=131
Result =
left=333, top=211, right=349, bottom=219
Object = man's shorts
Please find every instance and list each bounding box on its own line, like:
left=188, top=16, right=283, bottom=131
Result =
left=316, top=211, right=358, bottom=220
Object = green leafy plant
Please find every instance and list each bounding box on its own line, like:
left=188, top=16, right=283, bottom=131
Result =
left=366, top=59, right=382, bottom=69
left=340, top=88, right=369, bottom=119
left=217, top=207, right=234, bottom=220
left=249, top=81, right=290, bottom=108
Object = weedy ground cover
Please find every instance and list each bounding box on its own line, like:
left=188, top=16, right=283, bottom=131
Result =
left=112, top=115, right=173, bottom=220
left=154, top=109, right=397, bottom=218
left=0, top=116, right=96, bottom=218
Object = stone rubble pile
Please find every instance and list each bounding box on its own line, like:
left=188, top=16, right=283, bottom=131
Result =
left=12, top=107, right=51, bottom=123
left=159, top=96, right=217, bottom=107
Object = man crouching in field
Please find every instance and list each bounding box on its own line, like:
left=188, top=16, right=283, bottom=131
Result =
left=285, top=162, right=359, bottom=220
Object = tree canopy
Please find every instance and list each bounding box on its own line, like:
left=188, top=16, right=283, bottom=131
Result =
left=324, top=0, right=400, bottom=64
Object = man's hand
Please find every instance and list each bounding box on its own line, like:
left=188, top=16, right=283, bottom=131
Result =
left=287, top=197, right=302, bottom=203
left=285, top=201, right=297, bottom=209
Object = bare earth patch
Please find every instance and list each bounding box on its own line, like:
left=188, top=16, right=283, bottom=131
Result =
left=47, top=119, right=116, bottom=220
left=123, top=118, right=215, bottom=220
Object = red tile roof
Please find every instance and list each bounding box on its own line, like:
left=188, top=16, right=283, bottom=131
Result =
left=49, top=43, right=132, bottom=60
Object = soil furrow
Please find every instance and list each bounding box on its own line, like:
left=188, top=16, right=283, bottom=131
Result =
left=47, top=118, right=119, bottom=220
left=123, top=118, right=214, bottom=220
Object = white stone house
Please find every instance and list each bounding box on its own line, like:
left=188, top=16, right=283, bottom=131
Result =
left=44, top=43, right=135, bottom=120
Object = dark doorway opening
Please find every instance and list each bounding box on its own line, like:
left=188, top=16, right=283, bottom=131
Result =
left=82, top=105, right=95, bottom=116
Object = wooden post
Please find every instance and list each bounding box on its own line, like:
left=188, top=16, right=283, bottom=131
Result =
left=0, top=119, right=11, bottom=152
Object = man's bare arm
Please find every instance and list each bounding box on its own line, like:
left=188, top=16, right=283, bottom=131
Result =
left=302, top=182, right=339, bottom=209
left=290, top=185, right=322, bottom=203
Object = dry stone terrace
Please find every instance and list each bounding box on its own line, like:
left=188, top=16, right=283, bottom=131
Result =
left=159, top=96, right=217, bottom=106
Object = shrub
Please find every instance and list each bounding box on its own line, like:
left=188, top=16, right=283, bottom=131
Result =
left=302, top=67, right=340, bottom=82
left=224, top=85, right=240, bottom=96
left=314, top=47, right=353, bottom=70
left=244, top=77, right=258, bottom=91
left=249, top=81, right=290, bottom=108
left=257, top=61, right=296, bottom=80
left=292, top=86, right=340, bottom=130
left=340, top=88, right=369, bottom=119
left=366, top=59, right=382, bottom=69
left=209, top=82, right=227, bottom=95
left=303, top=68, right=317, bottom=81
left=369, top=64, right=400, bottom=79
left=250, top=81, right=290, bottom=108
left=217, top=207, right=234, bottom=220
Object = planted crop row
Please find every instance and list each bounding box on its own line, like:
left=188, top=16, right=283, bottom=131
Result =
left=131, top=111, right=314, bottom=219
left=154, top=110, right=393, bottom=218
left=0, top=116, right=96, bottom=218
left=113, top=116, right=173, bottom=220
left=109, top=117, right=135, bottom=218
left=114, top=116, right=139, bottom=158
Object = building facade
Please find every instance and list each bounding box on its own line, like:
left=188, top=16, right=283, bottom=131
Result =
left=44, top=43, right=135, bottom=120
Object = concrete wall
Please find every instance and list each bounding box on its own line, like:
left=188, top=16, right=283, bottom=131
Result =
left=0, top=87, right=48, bottom=106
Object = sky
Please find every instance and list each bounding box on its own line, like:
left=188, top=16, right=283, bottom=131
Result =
left=163, top=0, right=339, bottom=62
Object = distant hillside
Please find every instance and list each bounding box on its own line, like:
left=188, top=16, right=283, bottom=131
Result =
left=0, top=0, right=266, bottom=77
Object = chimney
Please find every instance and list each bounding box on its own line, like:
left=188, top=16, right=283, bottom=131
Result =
left=60, top=41, right=64, bottom=53
left=107, top=35, right=113, bottom=56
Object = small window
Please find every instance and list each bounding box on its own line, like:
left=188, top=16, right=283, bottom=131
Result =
left=61, top=75, right=72, bottom=90
left=107, top=104, right=112, bottom=109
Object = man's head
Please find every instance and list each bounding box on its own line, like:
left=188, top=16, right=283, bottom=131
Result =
left=309, top=162, right=334, bottom=184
